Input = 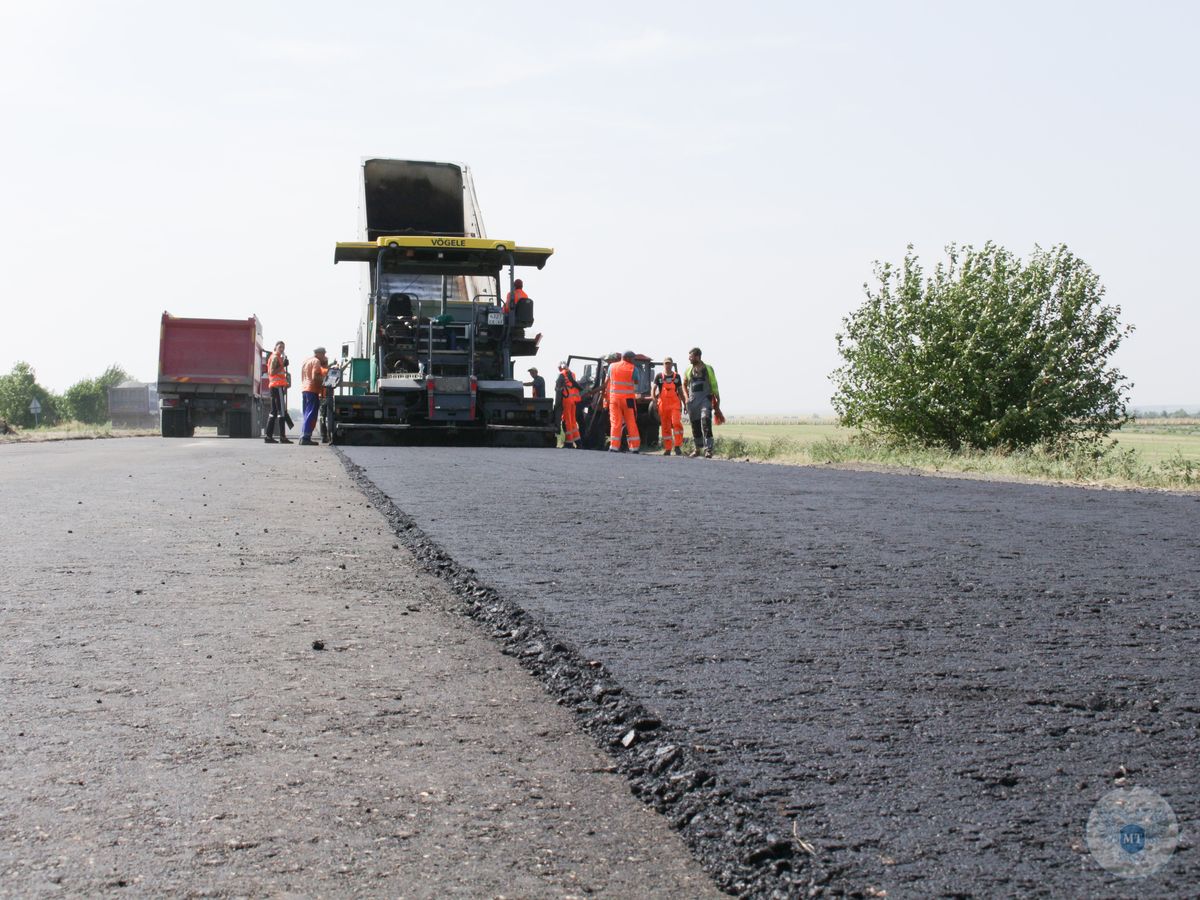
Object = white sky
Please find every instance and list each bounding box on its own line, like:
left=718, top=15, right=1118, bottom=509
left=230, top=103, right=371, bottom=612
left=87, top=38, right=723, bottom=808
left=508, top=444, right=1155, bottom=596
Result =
left=1, top=0, right=1196, bottom=413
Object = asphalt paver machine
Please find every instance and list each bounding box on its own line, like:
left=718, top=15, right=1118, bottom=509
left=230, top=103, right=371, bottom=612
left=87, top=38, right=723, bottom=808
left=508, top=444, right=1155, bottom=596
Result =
left=328, top=160, right=556, bottom=446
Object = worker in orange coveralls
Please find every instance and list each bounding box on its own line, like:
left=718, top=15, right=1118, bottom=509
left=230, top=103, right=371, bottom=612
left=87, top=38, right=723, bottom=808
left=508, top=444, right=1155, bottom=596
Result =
left=555, top=360, right=582, bottom=449
left=652, top=356, right=685, bottom=456
left=606, top=350, right=641, bottom=453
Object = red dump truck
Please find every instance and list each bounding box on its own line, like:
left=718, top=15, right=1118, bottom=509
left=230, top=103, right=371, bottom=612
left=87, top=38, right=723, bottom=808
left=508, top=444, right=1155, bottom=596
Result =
left=157, top=312, right=267, bottom=438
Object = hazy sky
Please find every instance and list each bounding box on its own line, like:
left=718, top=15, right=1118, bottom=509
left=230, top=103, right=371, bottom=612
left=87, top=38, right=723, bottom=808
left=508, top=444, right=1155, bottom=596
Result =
left=1, top=1, right=1196, bottom=412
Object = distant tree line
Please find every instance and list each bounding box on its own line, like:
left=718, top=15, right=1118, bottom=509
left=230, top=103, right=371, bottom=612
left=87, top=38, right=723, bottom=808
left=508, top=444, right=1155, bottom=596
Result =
left=0, top=362, right=131, bottom=428
left=1133, top=409, right=1199, bottom=419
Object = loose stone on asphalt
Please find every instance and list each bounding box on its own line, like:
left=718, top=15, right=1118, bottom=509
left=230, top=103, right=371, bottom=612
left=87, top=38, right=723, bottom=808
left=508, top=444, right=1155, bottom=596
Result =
left=0, top=440, right=721, bottom=898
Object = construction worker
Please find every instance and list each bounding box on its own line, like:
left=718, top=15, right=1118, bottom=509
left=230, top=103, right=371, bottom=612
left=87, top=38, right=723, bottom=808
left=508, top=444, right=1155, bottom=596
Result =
left=606, top=350, right=640, bottom=453
left=503, top=278, right=529, bottom=315
left=264, top=341, right=292, bottom=444
left=524, top=367, right=546, bottom=399
left=556, top=360, right=582, bottom=448
left=652, top=356, right=685, bottom=456
left=684, top=346, right=719, bottom=458
left=299, top=347, right=329, bottom=446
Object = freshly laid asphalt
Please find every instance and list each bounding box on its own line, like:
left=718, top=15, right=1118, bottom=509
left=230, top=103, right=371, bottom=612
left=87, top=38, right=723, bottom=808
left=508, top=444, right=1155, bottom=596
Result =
left=345, top=446, right=1200, bottom=897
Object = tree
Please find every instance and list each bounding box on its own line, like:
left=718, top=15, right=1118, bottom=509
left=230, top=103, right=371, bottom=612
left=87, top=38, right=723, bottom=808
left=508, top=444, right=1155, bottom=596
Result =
left=831, top=243, right=1133, bottom=450
left=0, top=362, right=63, bottom=427
left=63, top=364, right=131, bottom=425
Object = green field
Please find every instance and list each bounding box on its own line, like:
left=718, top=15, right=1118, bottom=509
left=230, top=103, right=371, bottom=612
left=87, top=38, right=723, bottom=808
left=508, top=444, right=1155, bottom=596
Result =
left=1111, top=419, right=1200, bottom=464
left=718, top=417, right=1200, bottom=462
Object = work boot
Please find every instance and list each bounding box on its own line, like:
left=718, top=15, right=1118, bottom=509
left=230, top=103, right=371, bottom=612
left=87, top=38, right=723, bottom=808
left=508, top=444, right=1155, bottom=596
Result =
left=704, top=448, right=713, bottom=459
left=688, top=448, right=700, bottom=458
left=279, top=436, right=293, bottom=444
left=674, top=447, right=682, bottom=456
left=299, top=437, right=317, bottom=446
left=662, top=448, right=671, bottom=456
left=263, top=436, right=277, bottom=444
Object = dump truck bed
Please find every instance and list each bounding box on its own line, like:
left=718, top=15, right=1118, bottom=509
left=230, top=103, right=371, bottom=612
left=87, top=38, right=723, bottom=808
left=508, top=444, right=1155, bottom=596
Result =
left=158, top=314, right=263, bottom=388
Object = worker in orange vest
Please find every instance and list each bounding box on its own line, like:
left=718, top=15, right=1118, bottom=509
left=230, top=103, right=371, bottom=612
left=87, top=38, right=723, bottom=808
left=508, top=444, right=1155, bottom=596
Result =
left=503, top=278, right=529, bottom=314
left=652, top=356, right=684, bottom=456
left=264, top=341, right=292, bottom=444
left=605, top=350, right=641, bottom=453
left=556, top=361, right=582, bottom=448
left=298, top=347, right=329, bottom=446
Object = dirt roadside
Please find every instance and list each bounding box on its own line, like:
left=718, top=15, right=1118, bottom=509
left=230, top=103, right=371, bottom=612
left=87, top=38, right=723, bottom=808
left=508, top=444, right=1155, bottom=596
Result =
left=0, top=439, right=722, bottom=898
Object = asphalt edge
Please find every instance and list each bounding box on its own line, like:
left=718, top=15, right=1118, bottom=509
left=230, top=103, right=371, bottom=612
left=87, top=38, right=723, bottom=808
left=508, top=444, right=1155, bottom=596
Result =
left=335, top=449, right=820, bottom=898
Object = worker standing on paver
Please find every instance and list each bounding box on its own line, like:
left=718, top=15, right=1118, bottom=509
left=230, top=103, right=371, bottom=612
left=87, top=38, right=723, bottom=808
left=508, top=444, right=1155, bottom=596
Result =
left=684, top=347, right=718, bottom=458
left=298, top=347, right=329, bottom=446
left=606, top=350, right=641, bottom=454
left=556, top=361, right=582, bottom=448
left=264, top=341, right=292, bottom=444
left=653, top=356, right=685, bottom=456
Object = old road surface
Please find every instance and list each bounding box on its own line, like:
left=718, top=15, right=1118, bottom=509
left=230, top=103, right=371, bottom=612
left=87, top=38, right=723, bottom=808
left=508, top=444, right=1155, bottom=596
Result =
left=0, top=439, right=721, bottom=899
left=340, top=444, right=1199, bottom=899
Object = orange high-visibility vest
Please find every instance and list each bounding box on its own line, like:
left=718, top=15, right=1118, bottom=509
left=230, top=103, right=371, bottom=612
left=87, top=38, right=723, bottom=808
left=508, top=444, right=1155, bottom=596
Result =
left=268, top=352, right=288, bottom=389
left=608, top=360, right=636, bottom=402
left=560, top=367, right=580, bottom=401
left=503, top=288, right=529, bottom=314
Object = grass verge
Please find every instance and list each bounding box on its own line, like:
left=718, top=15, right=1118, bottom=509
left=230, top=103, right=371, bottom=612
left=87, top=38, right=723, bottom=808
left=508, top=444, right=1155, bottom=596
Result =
left=0, top=423, right=158, bottom=443
left=709, top=432, right=1200, bottom=491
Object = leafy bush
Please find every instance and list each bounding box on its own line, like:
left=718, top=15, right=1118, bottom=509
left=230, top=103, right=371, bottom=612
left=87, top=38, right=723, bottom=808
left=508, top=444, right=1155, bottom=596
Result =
left=63, top=365, right=130, bottom=424
left=0, top=362, right=62, bottom=427
left=832, top=243, right=1132, bottom=450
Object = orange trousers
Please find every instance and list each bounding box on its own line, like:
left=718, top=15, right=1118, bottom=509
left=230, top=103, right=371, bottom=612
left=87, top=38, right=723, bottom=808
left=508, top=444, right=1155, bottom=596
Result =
left=608, top=398, right=640, bottom=451
left=658, top=400, right=683, bottom=451
left=562, top=397, right=580, bottom=444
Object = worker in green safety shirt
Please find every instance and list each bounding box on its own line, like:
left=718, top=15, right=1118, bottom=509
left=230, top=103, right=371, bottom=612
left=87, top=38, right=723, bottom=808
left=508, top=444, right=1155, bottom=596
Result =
left=684, top=346, right=719, bottom=458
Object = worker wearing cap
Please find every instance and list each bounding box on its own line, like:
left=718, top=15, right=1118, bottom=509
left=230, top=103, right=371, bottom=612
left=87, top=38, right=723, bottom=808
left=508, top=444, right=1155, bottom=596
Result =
left=298, top=347, right=329, bottom=446
left=503, top=278, right=529, bottom=315
left=652, top=357, right=685, bottom=456
left=684, top=346, right=719, bottom=458
left=555, top=361, right=582, bottom=448
left=524, top=367, right=546, bottom=399
left=606, top=350, right=641, bottom=453
left=264, top=341, right=292, bottom=444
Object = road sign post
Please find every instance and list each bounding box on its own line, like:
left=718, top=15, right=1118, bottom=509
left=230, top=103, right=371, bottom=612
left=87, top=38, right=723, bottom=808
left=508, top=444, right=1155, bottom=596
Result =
left=29, top=397, right=41, bottom=427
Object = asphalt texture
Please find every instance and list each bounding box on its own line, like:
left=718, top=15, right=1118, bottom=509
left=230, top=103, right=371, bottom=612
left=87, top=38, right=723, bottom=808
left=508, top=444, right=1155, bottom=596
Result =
left=0, top=439, right=721, bottom=898
left=344, top=445, right=1200, bottom=898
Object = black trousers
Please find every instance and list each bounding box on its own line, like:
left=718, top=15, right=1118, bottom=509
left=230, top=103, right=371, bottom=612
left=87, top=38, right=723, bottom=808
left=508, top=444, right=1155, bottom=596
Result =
left=266, top=387, right=286, bottom=437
